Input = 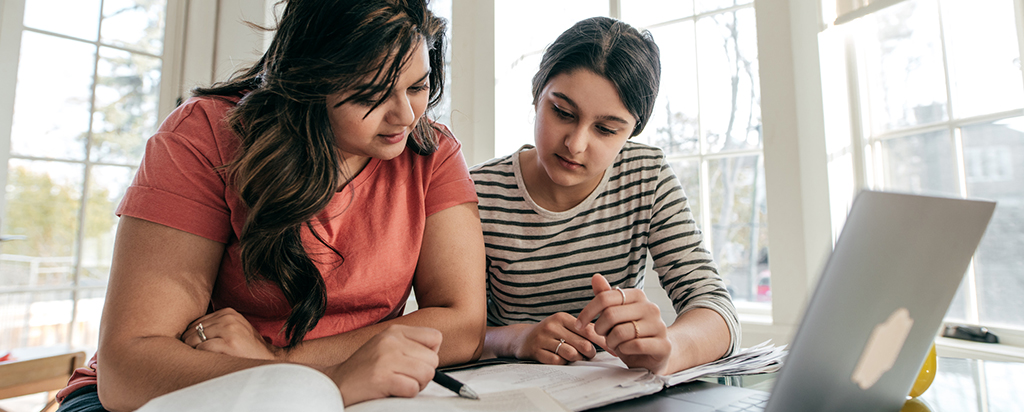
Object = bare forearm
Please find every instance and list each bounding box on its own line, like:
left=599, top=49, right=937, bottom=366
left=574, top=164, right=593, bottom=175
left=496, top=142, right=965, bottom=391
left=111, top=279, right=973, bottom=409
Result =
left=98, top=337, right=278, bottom=412
left=279, top=306, right=485, bottom=367
left=664, top=308, right=731, bottom=374
left=482, top=324, right=531, bottom=358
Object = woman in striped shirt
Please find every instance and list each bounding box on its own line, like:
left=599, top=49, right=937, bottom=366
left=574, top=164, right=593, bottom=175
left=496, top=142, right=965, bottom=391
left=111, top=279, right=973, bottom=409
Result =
left=470, top=16, right=740, bottom=376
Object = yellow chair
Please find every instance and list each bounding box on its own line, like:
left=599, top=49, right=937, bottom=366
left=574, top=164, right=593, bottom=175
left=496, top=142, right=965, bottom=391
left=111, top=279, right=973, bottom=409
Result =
left=0, top=351, right=86, bottom=412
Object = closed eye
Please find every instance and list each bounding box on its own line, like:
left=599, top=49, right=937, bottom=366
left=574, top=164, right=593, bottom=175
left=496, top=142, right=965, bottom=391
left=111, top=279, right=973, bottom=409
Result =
left=409, top=82, right=429, bottom=93
left=596, top=125, right=617, bottom=136
left=552, top=104, right=575, bottom=120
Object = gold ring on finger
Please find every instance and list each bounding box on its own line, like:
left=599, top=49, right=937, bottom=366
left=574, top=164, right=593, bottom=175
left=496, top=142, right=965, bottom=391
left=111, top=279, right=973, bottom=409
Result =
left=630, top=320, right=639, bottom=340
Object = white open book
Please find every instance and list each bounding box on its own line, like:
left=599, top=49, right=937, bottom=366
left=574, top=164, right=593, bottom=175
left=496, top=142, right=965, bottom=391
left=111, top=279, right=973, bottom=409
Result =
left=348, top=341, right=786, bottom=412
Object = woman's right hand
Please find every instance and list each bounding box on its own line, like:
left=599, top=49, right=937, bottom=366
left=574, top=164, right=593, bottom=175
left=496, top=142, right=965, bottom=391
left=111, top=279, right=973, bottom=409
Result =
left=513, top=312, right=599, bottom=364
left=326, top=324, right=442, bottom=407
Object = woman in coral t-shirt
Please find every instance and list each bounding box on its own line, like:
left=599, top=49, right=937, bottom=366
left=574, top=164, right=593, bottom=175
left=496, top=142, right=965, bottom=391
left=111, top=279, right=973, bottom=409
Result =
left=55, top=1, right=485, bottom=411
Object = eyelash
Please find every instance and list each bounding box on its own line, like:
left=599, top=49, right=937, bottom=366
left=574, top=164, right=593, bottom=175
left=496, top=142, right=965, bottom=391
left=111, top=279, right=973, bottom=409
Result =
left=354, top=83, right=428, bottom=107
left=552, top=105, right=574, bottom=120
left=552, top=104, right=617, bottom=136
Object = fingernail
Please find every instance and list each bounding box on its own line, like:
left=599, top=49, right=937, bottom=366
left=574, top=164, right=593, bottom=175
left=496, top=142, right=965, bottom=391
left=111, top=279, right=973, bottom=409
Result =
left=575, top=321, right=582, bottom=330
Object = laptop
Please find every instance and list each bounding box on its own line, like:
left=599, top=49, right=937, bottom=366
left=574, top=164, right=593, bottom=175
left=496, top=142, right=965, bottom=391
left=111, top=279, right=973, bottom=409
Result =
left=590, top=190, right=996, bottom=412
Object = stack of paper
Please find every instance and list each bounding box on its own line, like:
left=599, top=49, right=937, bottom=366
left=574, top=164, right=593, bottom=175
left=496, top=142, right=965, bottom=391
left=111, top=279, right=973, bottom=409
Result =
left=663, top=340, right=788, bottom=385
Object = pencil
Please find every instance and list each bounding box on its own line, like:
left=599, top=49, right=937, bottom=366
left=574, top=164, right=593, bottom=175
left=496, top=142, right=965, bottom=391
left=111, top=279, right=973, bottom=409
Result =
left=433, top=369, right=480, bottom=400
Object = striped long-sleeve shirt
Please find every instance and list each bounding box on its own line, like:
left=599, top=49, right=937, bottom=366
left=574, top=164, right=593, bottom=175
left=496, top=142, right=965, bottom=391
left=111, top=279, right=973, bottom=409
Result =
left=471, top=141, right=740, bottom=355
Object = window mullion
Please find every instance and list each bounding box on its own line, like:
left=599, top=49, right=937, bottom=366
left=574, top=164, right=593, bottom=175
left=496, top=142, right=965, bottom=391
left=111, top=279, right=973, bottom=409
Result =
left=67, top=0, right=108, bottom=349
left=0, top=0, right=27, bottom=224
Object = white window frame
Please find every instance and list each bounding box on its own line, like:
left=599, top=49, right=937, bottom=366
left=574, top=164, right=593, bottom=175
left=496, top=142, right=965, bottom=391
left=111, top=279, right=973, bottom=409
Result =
left=817, top=0, right=1024, bottom=361
left=0, top=0, right=272, bottom=352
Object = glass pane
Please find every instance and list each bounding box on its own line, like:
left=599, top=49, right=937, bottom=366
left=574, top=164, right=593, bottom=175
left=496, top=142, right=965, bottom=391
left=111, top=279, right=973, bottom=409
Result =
left=858, top=0, right=947, bottom=133
left=918, top=357, right=980, bottom=412
left=696, top=8, right=761, bottom=153
left=962, top=119, right=1024, bottom=328
left=494, top=52, right=542, bottom=158
left=495, top=0, right=608, bottom=58
left=985, top=360, right=1024, bottom=409
left=71, top=288, right=106, bottom=352
left=0, top=291, right=74, bottom=349
left=101, top=0, right=168, bottom=55
left=91, top=47, right=162, bottom=164
left=1, top=160, right=83, bottom=289
left=23, top=0, right=102, bottom=41
left=428, top=0, right=452, bottom=128
left=493, top=0, right=608, bottom=160
left=639, top=21, right=700, bottom=156
left=620, top=0, right=694, bottom=28
left=695, top=0, right=753, bottom=15
left=11, top=32, right=95, bottom=160
left=941, top=0, right=1023, bottom=119
left=81, top=166, right=133, bottom=285
left=878, top=131, right=958, bottom=196
left=708, top=155, right=769, bottom=303
left=667, top=159, right=701, bottom=225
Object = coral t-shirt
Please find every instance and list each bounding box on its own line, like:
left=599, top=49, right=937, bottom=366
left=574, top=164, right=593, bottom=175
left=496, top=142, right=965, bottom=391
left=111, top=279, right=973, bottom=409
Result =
left=58, top=95, right=477, bottom=401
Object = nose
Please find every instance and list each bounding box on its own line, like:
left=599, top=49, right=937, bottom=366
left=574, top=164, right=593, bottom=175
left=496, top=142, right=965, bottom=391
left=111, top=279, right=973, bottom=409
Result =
left=564, top=126, right=588, bottom=155
left=385, top=92, right=416, bottom=126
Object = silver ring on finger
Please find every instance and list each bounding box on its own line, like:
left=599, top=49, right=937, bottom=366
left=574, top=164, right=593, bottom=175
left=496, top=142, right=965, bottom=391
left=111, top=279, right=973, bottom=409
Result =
left=615, top=287, right=626, bottom=305
left=555, top=338, right=565, bottom=356
left=196, top=323, right=208, bottom=342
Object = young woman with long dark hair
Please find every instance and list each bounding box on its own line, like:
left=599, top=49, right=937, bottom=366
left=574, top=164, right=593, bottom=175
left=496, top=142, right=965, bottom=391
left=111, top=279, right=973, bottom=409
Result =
left=55, top=1, right=485, bottom=411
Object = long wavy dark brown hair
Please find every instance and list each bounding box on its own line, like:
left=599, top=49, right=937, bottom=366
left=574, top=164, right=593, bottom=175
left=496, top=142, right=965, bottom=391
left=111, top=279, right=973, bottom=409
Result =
left=193, top=0, right=448, bottom=347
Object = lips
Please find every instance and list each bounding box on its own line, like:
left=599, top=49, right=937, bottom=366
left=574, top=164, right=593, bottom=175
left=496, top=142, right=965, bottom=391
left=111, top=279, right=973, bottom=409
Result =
left=379, top=130, right=407, bottom=145
left=556, top=154, right=583, bottom=169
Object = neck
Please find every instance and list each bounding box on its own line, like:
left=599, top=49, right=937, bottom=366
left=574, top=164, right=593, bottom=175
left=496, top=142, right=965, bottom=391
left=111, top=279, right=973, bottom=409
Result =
left=519, top=149, right=600, bottom=212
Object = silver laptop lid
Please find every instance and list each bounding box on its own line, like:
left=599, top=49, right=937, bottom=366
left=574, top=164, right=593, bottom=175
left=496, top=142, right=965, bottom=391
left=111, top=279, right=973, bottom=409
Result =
left=765, top=190, right=995, bottom=412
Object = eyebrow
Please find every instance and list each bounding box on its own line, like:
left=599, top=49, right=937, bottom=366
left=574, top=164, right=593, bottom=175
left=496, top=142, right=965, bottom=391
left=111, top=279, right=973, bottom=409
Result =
left=334, top=69, right=432, bottom=109
left=551, top=91, right=631, bottom=125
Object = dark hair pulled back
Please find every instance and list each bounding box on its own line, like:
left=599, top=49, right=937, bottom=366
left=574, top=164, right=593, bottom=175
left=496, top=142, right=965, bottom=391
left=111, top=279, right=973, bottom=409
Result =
left=532, top=16, right=661, bottom=137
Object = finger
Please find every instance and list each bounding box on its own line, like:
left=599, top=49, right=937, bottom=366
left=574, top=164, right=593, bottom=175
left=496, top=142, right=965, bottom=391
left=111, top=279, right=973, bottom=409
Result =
left=576, top=291, right=632, bottom=332
left=592, top=303, right=646, bottom=337
left=593, top=298, right=660, bottom=338
left=182, top=320, right=214, bottom=347
left=536, top=343, right=570, bottom=365
left=563, top=336, right=597, bottom=360
left=615, top=336, right=672, bottom=359
left=591, top=273, right=612, bottom=294
left=393, top=354, right=438, bottom=392
left=193, top=338, right=230, bottom=354
left=603, top=321, right=642, bottom=351
left=396, top=325, right=444, bottom=353
left=576, top=274, right=630, bottom=330
left=386, top=373, right=427, bottom=399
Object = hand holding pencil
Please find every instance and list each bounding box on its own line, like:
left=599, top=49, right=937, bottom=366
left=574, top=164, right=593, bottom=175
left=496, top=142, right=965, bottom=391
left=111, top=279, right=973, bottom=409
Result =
left=326, top=325, right=442, bottom=407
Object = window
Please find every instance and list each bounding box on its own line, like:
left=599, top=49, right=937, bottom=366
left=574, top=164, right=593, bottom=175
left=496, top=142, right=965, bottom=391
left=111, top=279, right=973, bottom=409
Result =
left=623, top=1, right=768, bottom=309
left=492, top=0, right=770, bottom=309
left=834, top=0, right=1024, bottom=333
left=428, top=0, right=453, bottom=128
left=0, top=0, right=173, bottom=355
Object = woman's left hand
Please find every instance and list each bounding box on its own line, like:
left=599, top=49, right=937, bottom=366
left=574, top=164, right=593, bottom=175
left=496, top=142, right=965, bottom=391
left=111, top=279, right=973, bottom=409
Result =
left=575, top=274, right=673, bottom=375
left=181, top=307, right=281, bottom=361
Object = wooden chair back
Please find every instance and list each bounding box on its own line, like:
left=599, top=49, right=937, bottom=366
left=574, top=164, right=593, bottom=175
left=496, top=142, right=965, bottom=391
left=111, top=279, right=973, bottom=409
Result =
left=0, top=351, right=86, bottom=412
